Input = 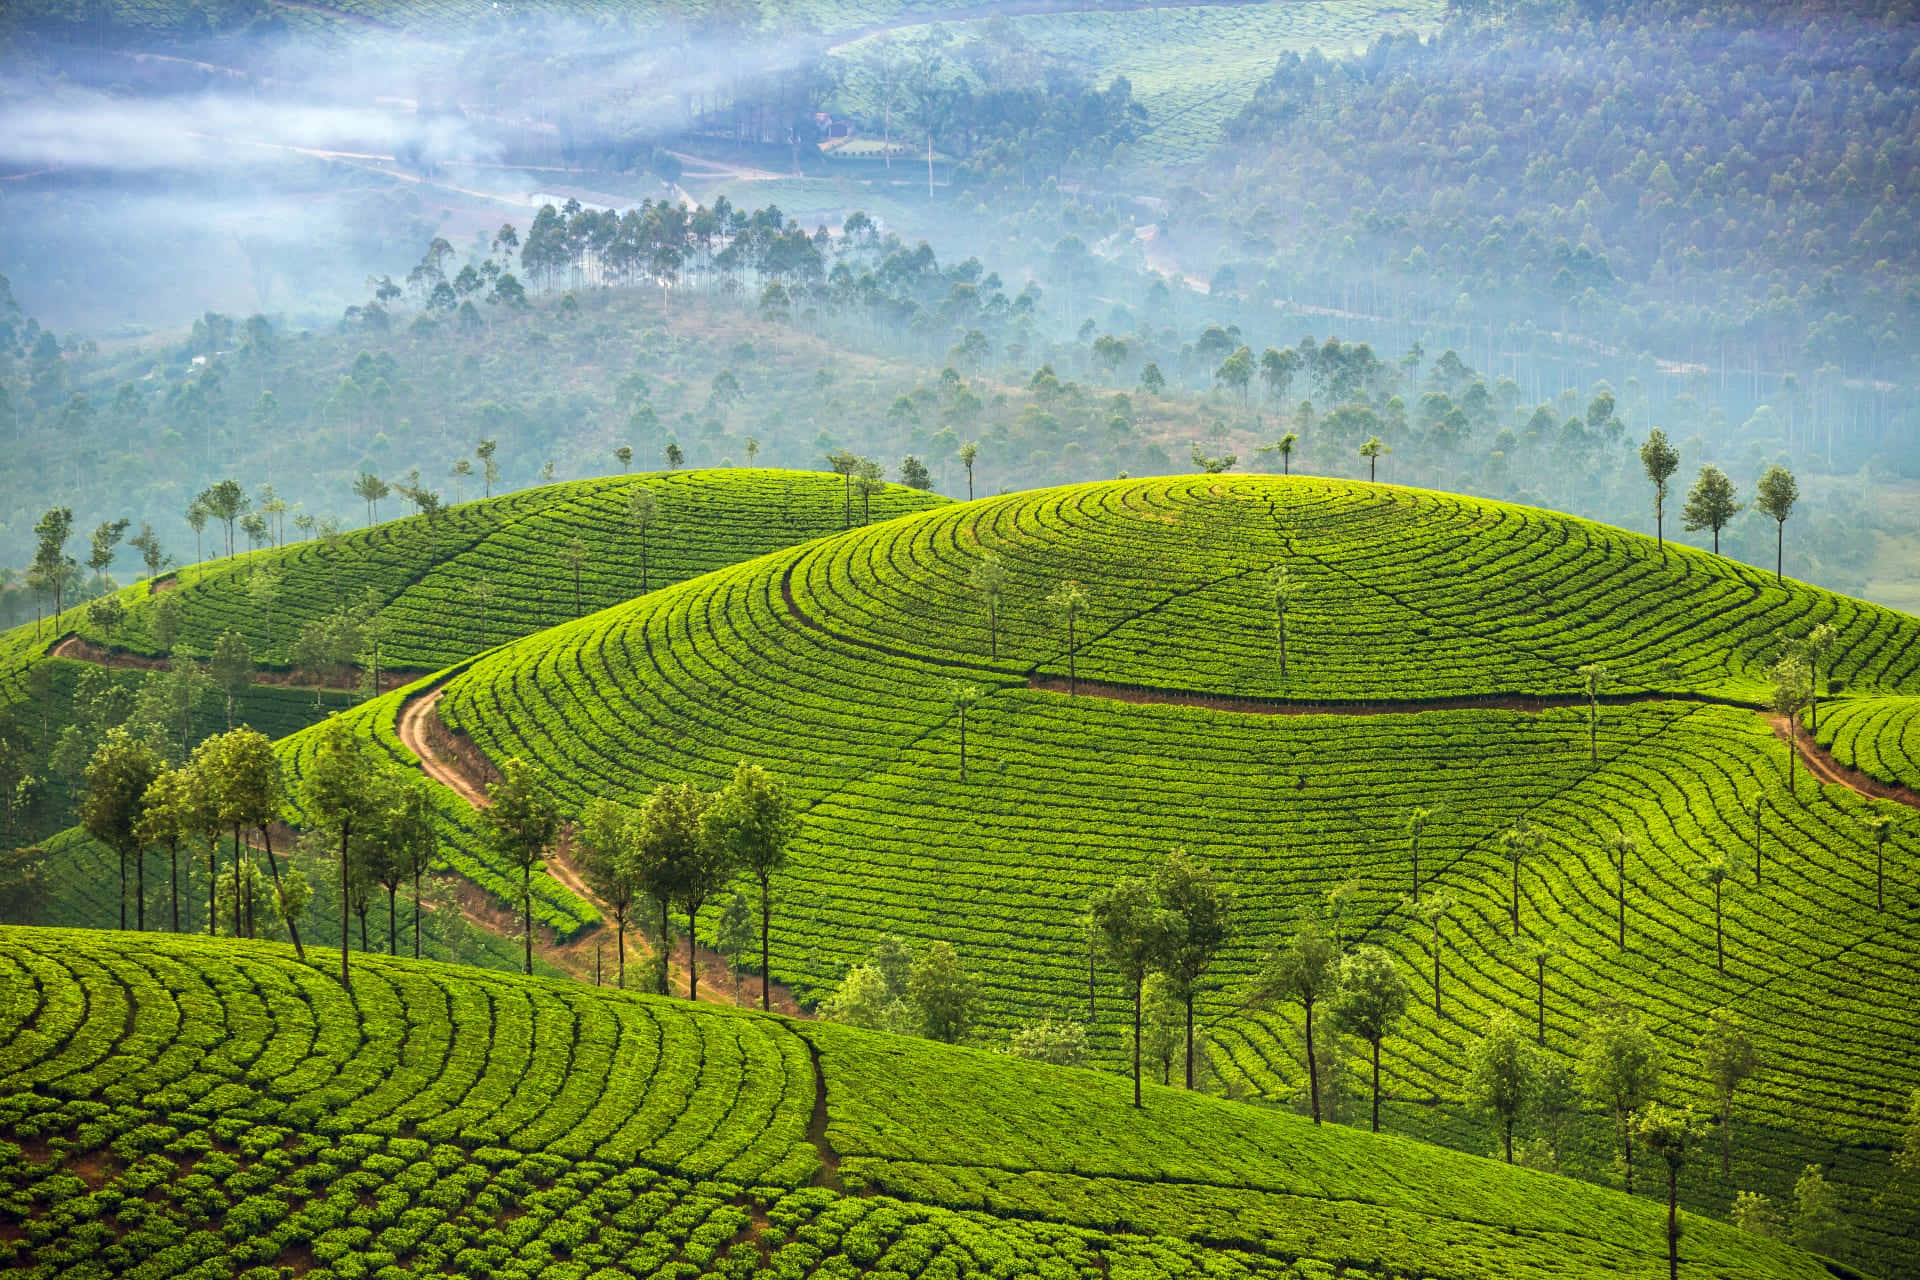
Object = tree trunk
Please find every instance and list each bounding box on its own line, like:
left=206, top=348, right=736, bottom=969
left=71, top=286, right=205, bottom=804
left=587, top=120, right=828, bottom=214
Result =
left=259, top=825, right=305, bottom=963
left=687, top=901, right=701, bottom=1000
left=413, top=867, right=422, bottom=959
left=169, top=842, right=179, bottom=933
left=522, top=863, right=533, bottom=976
left=1511, top=859, right=1520, bottom=936
left=616, top=914, right=627, bottom=989
left=1536, top=958, right=1546, bottom=1044
left=118, top=848, right=127, bottom=930
left=1370, top=1038, right=1381, bottom=1132
left=388, top=887, right=397, bottom=956
left=233, top=826, right=244, bottom=938
left=1131, top=976, right=1143, bottom=1109
left=1279, top=618, right=1287, bottom=681
left=339, top=822, right=352, bottom=989
left=659, top=898, right=671, bottom=995
left=1665, top=1165, right=1679, bottom=1280
left=358, top=907, right=368, bottom=952
left=1775, top=520, right=1783, bottom=584
left=1504, top=1115, right=1514, bottom=1164
left=1184, top=992, right=1195, bottom=1090
left=135, top=845, right=145, bottom=930
left=208, top=842, right=217, bottom=937
left=759, top=873, right=772, bottom=1012
left=1305, top=999, right=1320, bottom=1123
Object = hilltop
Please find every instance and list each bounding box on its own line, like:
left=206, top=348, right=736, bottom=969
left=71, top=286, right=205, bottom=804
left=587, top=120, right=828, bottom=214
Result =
left=389, top=475, right=1920, bottom=1262
left=0, top=927, right=1833, bottom=1279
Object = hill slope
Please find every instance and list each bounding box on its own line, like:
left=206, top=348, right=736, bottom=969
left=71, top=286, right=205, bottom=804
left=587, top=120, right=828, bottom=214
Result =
left=418, top=475, right=1920, bottom=1265
left=0, top=927, right=1832, bottom=1279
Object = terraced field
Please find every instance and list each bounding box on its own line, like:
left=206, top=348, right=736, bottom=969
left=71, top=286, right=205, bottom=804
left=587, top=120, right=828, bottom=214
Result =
left=0, top=927, right=1834, bottom=1278
left=426, top=476, right=1920, bottom=1262
left=1816, top=696, right=1920, bottom=794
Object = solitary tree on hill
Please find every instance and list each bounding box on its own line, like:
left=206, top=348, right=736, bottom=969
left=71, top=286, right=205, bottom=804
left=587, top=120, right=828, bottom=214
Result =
left=1581, top=1004, right=1664, bottom=1195
left=664, top=441, right=684, bottom=470
left=969, top=552, right=1009, bottom=660
left=1406, top=807, right=1433, bottom=900
left=1754, top=465, right=1799, bottom=585
left=1467, top=1011, right=1536, bottom=1164
left=1498, top=821, right=1542, bottom=937
left=1267, top=565, right=1298, bottom=683
left=1515, top=930, right=1561, bottom=1044
left=1693, top=849, right=1740, bottom=973
left=81, top=727, right=162, bottom=932
left=1048, top=579, right=1090, bottom=695
left=563, top=538, right=589, bottom=618
left=958, top=441, right=980, bottom=499
left=1358, top=435, right=1389, bottom=481
left=1639, top=430, right=1680, bottom=549
left=482, top=756, right=562, bottom=976
left=702, top=762, right=796, bottom=1012
left=1331, top=944, right=1409, bottom=1132
left=1576, top=662, right=1609, bottom=763
left=1257, top=922, right=1340, bottom=1123
left=636, top=781, right=708, bottom=996
left=1635, top=1104, right=1708, bottom=1280
left=946, top=681, right=982, bottom=780
left=613, top=445, right=633, bottom=472
left=1681, top=465, right=1741, bottom=554
left=827, top=449, right=859, bottom=526
left=476, top=439, right=500, bottom=497
left=1154, top=850, right=1231, bottom=1090
left=1699, top=1009, right=1758, bottom=1177
left=1259, top=430, right=1300, bottom=476
left=1090, top=874, right=1173, bottom=1108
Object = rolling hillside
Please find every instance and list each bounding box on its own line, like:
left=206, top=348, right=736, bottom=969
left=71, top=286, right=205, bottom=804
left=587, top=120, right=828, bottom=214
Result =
left=401, top=475, right=1920, bottom=1263
left=0, top=927, right=1834, bottom=1279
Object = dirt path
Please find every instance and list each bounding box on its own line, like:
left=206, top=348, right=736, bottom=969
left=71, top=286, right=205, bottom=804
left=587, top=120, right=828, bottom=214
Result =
left=51, top=632, right=415, bottom=692
left=1768, top=713, right=1920, bottom=809
left=393, top=676, right=804, bottom=1013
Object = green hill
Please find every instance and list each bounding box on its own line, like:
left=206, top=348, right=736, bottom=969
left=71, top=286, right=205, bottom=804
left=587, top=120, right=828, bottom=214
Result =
left=406, top=475, right=1919, bottom=1267
left=1816, top=697, right=1920, bottom=795
left=0, top=926, right=1834, bottom=1279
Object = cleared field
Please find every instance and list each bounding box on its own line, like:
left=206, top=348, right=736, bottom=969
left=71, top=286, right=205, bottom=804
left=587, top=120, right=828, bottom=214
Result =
left=427, top=475, right=1920, bottom=1262
left=0, top=927, right=1833, bottom=1278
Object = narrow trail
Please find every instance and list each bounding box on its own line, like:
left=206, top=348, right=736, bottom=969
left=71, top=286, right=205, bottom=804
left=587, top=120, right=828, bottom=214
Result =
left=1768, top=712, right=1920, bottom=809
left=393, top=676, right=804, bottom=1014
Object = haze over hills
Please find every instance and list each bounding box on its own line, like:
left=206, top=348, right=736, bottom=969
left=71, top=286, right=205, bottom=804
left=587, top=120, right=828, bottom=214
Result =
left=5, top=0, right=1920, bottom=1276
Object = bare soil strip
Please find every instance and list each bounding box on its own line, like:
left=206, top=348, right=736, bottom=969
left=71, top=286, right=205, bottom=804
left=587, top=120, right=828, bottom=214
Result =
left=1768, top=713, right=1920, bottom=809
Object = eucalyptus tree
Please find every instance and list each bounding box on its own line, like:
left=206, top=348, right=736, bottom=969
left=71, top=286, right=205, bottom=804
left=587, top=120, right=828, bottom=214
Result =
left=969, top=552, right=1009, bottom=659
left=853, top=457, right=886, bottom=524
left=199, top=480, right=248, bottom=557
left=1515, top=930, right=1562, bottom=1044
left=185, top=500, right=209, bottom=563
left=302, top=717, right=391, bottom=988
left=1694, top=849, right=1740, bottom=973
left=636, top=781, right=709, bottom=996
left=1154, top=850, right=1231, bottom=1089
left=1799, top=622, right=1838, bottom=731
left=1639, top=430, right=1680, bottom=549
left=563, top=538, right=589, bottom=617
left=1681, top=465, right=1741, bottom=554
left=1089, top=874, right=1173, bottom=1108
left=1699, top=1010, right=1758, bottom=1177
left=1769, top=656, right=1813, bottom=793
left=580, top=799, right=641, bottom=988
left=80, top=727, right=162, bottom=931
left=450, top=456, right=474, bottom=503
left=1257, top=922, right=1340, bottom=1123
left=135, top=764, right=194, bottom=932
left=353, top=472, right=389, bottom=526
left=1267, top=565, right=1298, bottom=682
left=1575, top=662, right=1609, bottom=763
left=628, top=486, right=660, bottom=590
left=218, top=728, right=304, bottom=962
left=1405, top=807, right=1432, bottom=899
left=483, top=757, right=563, bottom=977
left=1754, top=465, right=1799, bottom=584
left=1047, top=579, right=1090, bottom=695
left=1358, top=435, right=1389, bottom=481
left=1863, top=814, right=1897, bottom=912
left=1607, top=830, right=1637, bottom=950
left=388, top=778, right=437, bottom=959
left=476, top=438, right=500, bottom=496
left=1498, top=820, right=1542, bottom=937
left=1331, top=944, right=1409, bottom=1132
left=1259, top=430, right=1300, bottom=476
left=827, top=449, right=858, bottom=525
left=701, top=762, right=796, bottom=1011
left=1467, top=1011, right=1536, bottom=1163
left=1581, top=1004, right=1665, bottom=1194
left=958, top=441, right=979, bottom=499
left=1414, top=891, right=1453, bottom=1013
left=1635, top=1104, right=1708, bottom=1280
left=946, top=681, right=982, bottom=779
left=612, top=446, right=633, bottom=472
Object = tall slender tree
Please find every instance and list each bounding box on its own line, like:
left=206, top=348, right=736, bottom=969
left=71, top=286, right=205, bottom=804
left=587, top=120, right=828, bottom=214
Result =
left=1331, top=944, right=1409, bottom=1132
left=1414, top=891, right=1452, bottom=1013
left=1358, top=435, right=1389, bottom=481
left=1635, top=1104, right=1708, bottom=1280
left=1699, top=1010, right=1758, bottom=1178
left=581, top=799, right=641, bottom=988
left=969, top=552, right=1009, bottom=660
left=1268, top=565, right=1298, bottom=682
left=1153, top=850, right=1231, bottom=1090
left=302, top=716, right=388, bottom=988
left=1406, top=807, right=1432, bottom=900
left=1770, top=656, right=1813, bottom=793
left=1581, top=1004, right=1665, bottom=1194
left=1754, top=465, right=1798, bottom=584
left=80, top=727, right=161, bottom=931
left=1499, top=820, right=1542, bottom=937
left=1608, top=830, right=1637, bottom=950
left=1257, top=923, right=1340, bottom=1123
left=135, top=765, right=193, bottom=932
left=1694, top=849, right=1739, bottom=973
left=1576, top=662, right=1609, bottom=762
left=1639, top=430, right=1680, bottom=549
left=220, top=728, right=304, bottom=962
left=702, top=762, right=796, bottom=1012
left=1467, top=1011, right=1536, bottom=1163
left=1863, top=814, right=1897, bottom=913
left=483, top=757, right=562, bottom=976
left=958, top=441, right=979, bottom=499
left=1089, top=875, right=1172, bottom=1108
left=1048, top=579, right=1090, bottom=695
left=1681, top=465, right=1741, bottom=554
left=628, top=486, right=660, bottom=592
left=636, top=781, right=708, bottom=996
left=1515, top=931, right=1561, bottom=1044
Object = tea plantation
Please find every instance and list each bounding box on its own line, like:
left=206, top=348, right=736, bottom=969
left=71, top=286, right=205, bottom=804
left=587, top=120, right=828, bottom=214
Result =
left=0, top=927, right=1836, bottom=1279
left=424, top=476, right=1920, bottom=1262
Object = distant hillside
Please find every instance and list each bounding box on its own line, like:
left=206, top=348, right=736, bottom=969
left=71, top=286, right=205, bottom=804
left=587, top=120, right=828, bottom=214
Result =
left=417, top=475, right=1920, bottom=1269
left=0, top=927, right=1834, bottom=1279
